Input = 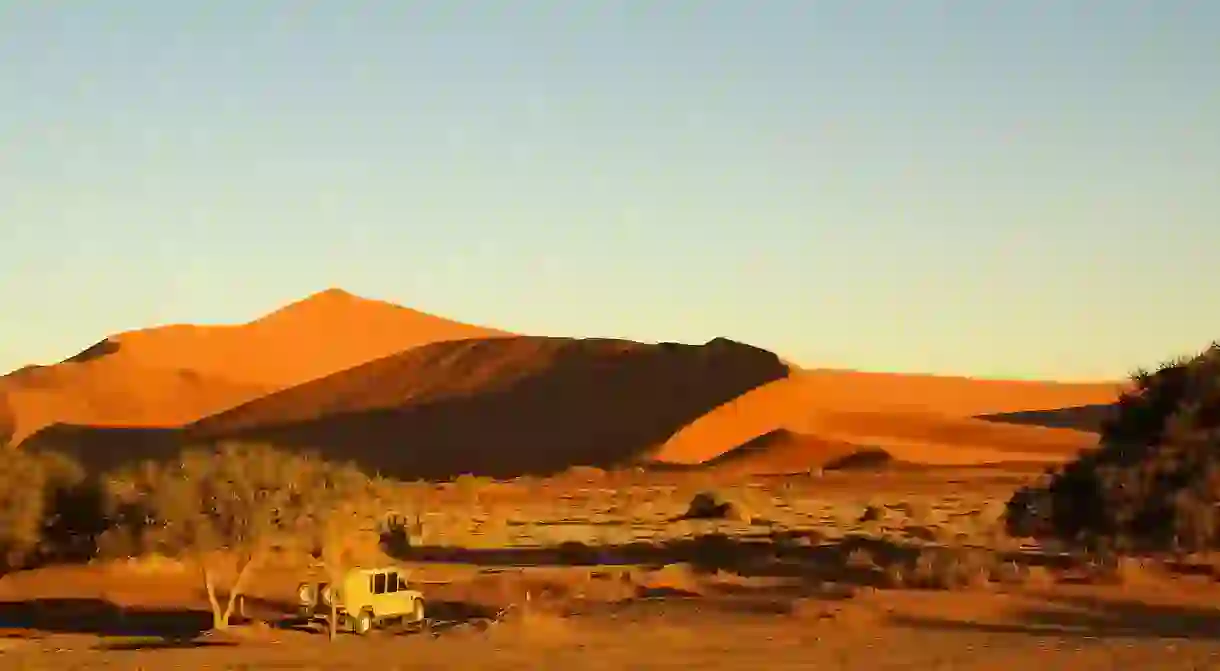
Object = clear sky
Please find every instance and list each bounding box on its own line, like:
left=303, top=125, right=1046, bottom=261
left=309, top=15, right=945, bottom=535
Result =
left=2, top=1, right=1217, bottom=381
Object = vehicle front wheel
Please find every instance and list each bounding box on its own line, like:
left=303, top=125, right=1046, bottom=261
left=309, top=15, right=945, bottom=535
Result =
left=351, top=610, right=373, bottom=636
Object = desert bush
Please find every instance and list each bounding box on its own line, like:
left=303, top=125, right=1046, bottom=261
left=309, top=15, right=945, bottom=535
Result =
left=103, top=441, right=377, bottom=630
left=683, top=491, right=749, bottom=521
left=0, top=448, right=89, bottom=570
left=1007, top=342, right=1220, bottom=552
left=844, top=546, right=878, bottom=571
left=858, top=504, right=883, bottom=523
left=904, top=547, right=996, bottom=590
left=1080, top=553, right=1160, bottom=585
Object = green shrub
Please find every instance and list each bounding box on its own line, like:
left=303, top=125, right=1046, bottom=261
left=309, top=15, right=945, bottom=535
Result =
left=1007, top=342, right=1220, bottom=552
left=0, top=448, right=88, bottom=570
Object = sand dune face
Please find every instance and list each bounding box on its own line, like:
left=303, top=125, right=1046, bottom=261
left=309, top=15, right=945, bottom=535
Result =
left=187, top=336, right=790, bottom=480
left=0, top=364, right=268, bottom=445
left=2, top=289, right=509, bottom=445
left=652, top=369, right=1124, bottom=474
left=785, top=368, right=1124, bottom=416
left=66, top=288, right=511, bottom=387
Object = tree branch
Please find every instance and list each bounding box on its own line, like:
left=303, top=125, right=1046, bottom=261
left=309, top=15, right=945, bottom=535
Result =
left=221, top=549, right=262, bottom=626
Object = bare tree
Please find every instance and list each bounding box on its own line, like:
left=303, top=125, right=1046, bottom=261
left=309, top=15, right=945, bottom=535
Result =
left=314, top=500, right=367, bottom=641
left=106, top=441, right=374, bottom=631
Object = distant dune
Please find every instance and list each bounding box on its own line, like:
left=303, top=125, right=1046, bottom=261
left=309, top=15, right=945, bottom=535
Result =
left=785, top=368, right=1123, bottom=416
left=55, top=288, right=510, bottom=387
left=651, top=369, right=1123, bottom=473
left=1, top=364, right=267, bottom=446
left=186, top=336, right=790, bottom=480
left=689, top=429, right=866, bottom=476
left=7, top=287, right=1131, bottom=478
left=1, top=288, right=510, bottom=444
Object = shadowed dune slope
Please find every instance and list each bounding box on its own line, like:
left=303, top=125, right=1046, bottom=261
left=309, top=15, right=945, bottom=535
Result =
left=1, top=289, right=510, bottom=444
left=653, top=369, right=1123, bottom=467
left=975, top=404, right=1118, bottom=432
left=18, top=425, right=187, bottom=474
left=187, top=336, right=790, bottom=480
left=0, top=391, right=14, bottom=445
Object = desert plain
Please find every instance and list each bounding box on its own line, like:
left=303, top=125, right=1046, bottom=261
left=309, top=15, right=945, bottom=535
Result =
left=3, top=289, right=1219, bottom=670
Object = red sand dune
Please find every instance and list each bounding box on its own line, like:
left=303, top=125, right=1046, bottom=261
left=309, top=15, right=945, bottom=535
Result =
left=7, top=288, right=1131, bottom=477
left=185, top=336, right=790, bottom=480
left=0, top=365, right=266, bottom=446
left=693, top=429, right=867, bottom=476
left=2, top=289, right=509, bottom=445
left=652, top=369, right=1123, bottom=470
left=786, top=368, right=1123, bottom=417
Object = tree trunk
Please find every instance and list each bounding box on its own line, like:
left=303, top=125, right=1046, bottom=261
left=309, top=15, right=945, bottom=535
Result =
left=201, top=561, right=226, bottom=631
left=325, top=560, right=342, bottom=641
left=220, top=552, right=259, bottom=627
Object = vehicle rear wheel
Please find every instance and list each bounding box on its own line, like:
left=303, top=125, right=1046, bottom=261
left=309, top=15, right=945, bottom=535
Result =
left=410, top=598, right=425, bottom=623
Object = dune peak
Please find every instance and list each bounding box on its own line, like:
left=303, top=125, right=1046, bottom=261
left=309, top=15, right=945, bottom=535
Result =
left=61, top=338, right=122, bottom=365
left=305, top=287, right=360, bottom=301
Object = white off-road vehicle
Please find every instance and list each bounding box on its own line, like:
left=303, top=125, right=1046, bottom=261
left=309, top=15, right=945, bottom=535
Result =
left=297, top=566, right=426, bottom=635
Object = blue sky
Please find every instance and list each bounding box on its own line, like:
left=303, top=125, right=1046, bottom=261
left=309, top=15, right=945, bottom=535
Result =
left=2, top=1, right=1217, bottom=381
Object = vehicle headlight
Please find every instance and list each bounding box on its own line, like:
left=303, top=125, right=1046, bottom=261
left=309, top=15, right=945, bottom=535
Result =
left=298, top=583, right=316, bottom=604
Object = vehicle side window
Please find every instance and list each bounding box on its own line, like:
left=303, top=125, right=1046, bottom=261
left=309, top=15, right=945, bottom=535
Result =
left=398, top=575, right=409, bottom=591
left=386, top=572, right=399, bottom=593
left=373, top=572, right=387, bottom=594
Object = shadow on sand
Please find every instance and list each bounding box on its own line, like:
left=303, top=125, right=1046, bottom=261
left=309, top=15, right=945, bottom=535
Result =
left=0, top=598, right=225, bottom=649
left=384, top=532, right=1220, bottom=639
left=889, top=594, right=1220, bottom=641
left=388, top=531, right=927, bottom=586
left=975, top=404, right=1116, bottom=433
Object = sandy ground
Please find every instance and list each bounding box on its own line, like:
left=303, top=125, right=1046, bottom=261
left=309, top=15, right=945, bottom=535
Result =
left=4, top=469, right=1220, bottom=670
left=5, top=601, right=1220, bottom=670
